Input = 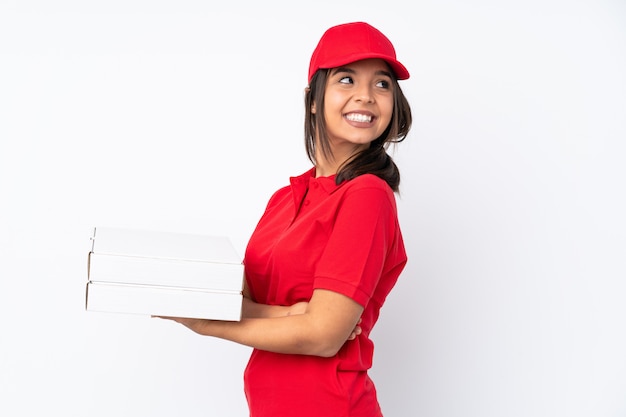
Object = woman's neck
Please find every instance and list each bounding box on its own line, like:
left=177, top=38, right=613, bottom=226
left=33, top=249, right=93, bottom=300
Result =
left=314, top=143, right=366, bottom=178
left=314, top=160, right=337, bottom=178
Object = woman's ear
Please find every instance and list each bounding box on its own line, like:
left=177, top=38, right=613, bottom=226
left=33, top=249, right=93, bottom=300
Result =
left=305, top=87, right=316, bottom=114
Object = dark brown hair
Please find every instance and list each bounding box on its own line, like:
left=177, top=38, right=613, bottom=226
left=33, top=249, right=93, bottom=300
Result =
left=304, top=68, right=412, bottom=193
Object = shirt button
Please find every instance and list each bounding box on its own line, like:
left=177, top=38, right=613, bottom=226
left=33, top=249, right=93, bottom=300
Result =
left=304, top=200, right=310, bottom=206
left=312, top=182, right=319, bottom=188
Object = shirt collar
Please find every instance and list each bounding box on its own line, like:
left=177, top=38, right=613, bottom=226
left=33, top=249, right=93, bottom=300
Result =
left=289, top=168, right=345, bottom=214
left=290, top=167, right=343, bottom=195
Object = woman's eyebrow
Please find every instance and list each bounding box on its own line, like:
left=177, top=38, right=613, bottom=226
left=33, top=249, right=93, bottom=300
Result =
left=331, top=66, right=356, bottom=76
left=330, top=67, right=393, bottom=79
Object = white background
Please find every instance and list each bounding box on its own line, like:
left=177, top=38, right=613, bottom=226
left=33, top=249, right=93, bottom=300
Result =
left=1, top=1, right=625, bottom=416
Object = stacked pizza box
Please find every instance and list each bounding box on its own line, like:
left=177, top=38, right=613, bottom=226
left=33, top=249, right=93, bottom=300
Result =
left=86, top=227, right=244, bottom=321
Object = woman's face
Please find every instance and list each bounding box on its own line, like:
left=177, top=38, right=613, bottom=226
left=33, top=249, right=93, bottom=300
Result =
left=320, top=58, right=394, bottom=155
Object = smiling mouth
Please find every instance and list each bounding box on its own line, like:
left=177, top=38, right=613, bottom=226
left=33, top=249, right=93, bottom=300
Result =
left=345, top=113, right=373, bottom=123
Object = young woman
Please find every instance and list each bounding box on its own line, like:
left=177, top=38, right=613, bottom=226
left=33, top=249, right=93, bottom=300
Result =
left=162, top=21, right=412, bottom=417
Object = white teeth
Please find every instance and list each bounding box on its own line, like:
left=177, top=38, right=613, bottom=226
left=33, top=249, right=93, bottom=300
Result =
left=346, top=113, right=372, bottom=123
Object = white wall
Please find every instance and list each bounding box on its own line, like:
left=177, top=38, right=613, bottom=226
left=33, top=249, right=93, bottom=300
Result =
left=1, top=1, right=624, bottom=416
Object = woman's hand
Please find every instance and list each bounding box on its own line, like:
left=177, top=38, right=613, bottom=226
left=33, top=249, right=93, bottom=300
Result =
left=154, top=316, right=214, bottom=335
left=348, top=318, right=362, bottom=340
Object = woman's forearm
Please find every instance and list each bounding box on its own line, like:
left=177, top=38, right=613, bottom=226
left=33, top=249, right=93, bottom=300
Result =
left=167, top=313, right=339, bottom=357
left=163, top=289, right=362, bottom=357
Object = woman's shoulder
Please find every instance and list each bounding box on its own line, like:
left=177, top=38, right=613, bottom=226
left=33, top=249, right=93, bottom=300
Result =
left=340, top=174, right=398, bottom=209
left=343, top=173, right=394, bottom=195
left=266, top=183, right=292, bottom=205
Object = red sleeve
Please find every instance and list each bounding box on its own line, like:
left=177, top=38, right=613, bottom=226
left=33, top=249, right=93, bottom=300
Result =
left=313, top=178, right=402, bottom=307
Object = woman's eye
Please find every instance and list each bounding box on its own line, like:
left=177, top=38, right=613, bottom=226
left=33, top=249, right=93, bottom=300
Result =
left=376, top=80, right=390, bottom=89
left=339, top=76, right=353, bottom=84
